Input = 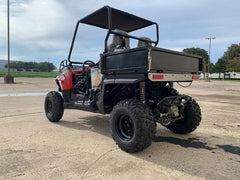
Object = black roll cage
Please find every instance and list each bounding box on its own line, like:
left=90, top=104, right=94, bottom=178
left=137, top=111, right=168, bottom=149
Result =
left=67, top=6, right=159, bottom=64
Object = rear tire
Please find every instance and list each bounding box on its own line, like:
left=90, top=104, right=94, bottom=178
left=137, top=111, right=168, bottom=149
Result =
left=110, top=99, right=156, bottom=153
left=44, top=91, right=64, bottom=122
left=166, top=98, right=201, bottom=134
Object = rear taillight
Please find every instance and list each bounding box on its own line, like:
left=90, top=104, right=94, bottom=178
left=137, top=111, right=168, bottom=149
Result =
left=152, top=74, right=164, bottom=80
left=192, top=75, right=200, bottom=80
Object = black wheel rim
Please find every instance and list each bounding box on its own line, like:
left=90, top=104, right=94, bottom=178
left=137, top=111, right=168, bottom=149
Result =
left=46, top=99, right=53, bottom=114
left=116, top=114, right=135, bottom=141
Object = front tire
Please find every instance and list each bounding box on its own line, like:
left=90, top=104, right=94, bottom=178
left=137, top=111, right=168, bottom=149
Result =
left=110, top=100, right=156, bottom=153
left=44, top=91, right=64, bottom=122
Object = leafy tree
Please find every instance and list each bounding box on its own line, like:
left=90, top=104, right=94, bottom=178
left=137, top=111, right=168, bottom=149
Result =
left=5, top=61, right=56, bottom=72
left=5, top=61, right=23, bottom=70
left=221, top=43, right=240, bottom=62
left=226, top=57, right=240, bottom=72
left=216, top=43, right=240, bottom=72
left=5, top=62, right=14, bottom=69
left=216, top=58, right=228, bottom=73
left=209, top=63, right=216, bottom=73
left=24, top=62, right=35, bottom=71
left=37, top=62, right=56, bottom=72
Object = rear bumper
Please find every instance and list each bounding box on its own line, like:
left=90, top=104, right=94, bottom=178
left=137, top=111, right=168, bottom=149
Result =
left=148, top=73, right=200, bottom=82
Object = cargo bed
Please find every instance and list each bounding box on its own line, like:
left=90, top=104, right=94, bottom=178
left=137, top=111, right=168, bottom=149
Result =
left=101, top=46, right=203, bottom=79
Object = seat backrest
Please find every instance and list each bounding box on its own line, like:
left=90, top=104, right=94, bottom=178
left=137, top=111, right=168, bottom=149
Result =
left=108, top=30, right=130, bottom=52
left=137, top=37, right=152, bottom=47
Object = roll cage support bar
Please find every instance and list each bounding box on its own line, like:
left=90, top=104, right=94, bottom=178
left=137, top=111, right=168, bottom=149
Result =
left=67, top=6, right=159, bottom=63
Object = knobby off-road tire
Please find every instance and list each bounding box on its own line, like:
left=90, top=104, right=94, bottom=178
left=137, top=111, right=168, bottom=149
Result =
left=166, top=98, right=201, bottom=134
left=110, top=99, right=156, bottom=153
left=44, top=91, right=64, bottom=122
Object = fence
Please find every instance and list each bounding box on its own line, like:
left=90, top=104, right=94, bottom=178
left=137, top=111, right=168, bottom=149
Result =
left=201, top=72, right=240, bottom=79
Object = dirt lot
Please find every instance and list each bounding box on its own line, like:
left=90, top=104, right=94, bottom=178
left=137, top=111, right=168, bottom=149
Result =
left=0, top=77, right=240, bottom=179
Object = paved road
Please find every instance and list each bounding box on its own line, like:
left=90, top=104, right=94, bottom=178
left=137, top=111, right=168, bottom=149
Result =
left=0, top=78, right=240, bottom=179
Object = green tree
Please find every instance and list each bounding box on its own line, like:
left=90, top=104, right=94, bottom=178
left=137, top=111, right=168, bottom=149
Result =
left=37, top=62, right=56, bottom=72
left=226, top=57, right=240, bottom=72
left=221, top=43, right=240, bottom=61
left=216, top=58, right=228, bottom=73
left=17, top=61, right=24, bottom=70
left=209, top=63, right=216, bottom=73
left=5, top=61, right=56, bottom=72
left=5, top=62, right=16, bottom=70
left=216, top=43, right=240, bottom=72
left=24, top=62, right=35, bottom=71
left=5, top=61, right=23, bottom=70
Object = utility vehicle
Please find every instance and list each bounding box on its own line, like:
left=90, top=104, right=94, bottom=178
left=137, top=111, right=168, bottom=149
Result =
left=45, top=6, right=203, bottom=153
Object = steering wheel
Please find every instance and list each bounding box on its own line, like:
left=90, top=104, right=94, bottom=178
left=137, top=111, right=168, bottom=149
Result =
left=83, top=60, right=95, bottom=71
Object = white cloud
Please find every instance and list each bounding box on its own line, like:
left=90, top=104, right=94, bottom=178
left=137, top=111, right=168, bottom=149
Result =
left=0, top=0, right=240, bottom=65
left=11, top=1, right=68, bottom=42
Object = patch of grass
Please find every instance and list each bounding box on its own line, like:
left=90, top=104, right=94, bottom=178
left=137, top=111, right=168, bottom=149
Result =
left=0, top=70, right=59, bottom=77
left=14, top=82, right=23, bottom=84
left=0, top=71, right=7, bottom=77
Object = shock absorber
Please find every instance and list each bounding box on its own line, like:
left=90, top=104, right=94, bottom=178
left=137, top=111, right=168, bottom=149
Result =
left=140, top=81, right=146, bottom=104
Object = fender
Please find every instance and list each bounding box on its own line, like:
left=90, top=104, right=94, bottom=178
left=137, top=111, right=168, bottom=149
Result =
left=56, top=69, right=73, bottom=90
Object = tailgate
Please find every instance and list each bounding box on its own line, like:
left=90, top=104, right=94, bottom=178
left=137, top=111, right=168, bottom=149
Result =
left=149, top=47, right=203, bottom=74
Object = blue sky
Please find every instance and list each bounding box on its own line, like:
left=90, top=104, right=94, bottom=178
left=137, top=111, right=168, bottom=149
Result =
left=0, top=0, right=240, bottom=67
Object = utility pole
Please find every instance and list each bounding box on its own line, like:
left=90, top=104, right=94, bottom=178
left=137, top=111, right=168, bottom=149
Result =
left=4, top=0, right=14, bottom=83
left=205, top=37, right=216, bottom=81
left=48, top=58, right=49, bottom=72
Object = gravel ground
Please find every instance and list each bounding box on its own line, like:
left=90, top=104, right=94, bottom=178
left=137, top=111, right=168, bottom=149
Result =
left=0, top=77, right=240, bottom=179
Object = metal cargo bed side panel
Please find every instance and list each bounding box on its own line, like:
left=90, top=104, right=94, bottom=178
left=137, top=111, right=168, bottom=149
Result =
left=101, top=47, right=149, bottom=74
left=150, top=47, right=202, bottom=74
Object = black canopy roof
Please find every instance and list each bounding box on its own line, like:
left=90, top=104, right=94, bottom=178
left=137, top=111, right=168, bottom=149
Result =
left=68, top=6, right=159, bottom=60
left=80, top=6, right=156, bottom=32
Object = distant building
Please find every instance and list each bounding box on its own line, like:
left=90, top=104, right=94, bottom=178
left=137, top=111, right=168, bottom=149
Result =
left=0, top=60, right=8, bottom=71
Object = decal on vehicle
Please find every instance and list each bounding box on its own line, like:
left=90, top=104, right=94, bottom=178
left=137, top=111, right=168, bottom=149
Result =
left=60, top=75, right=65, bottom=81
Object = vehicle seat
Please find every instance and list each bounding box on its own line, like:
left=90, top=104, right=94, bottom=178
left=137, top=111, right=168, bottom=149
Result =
left=108, top=30, right=130, bottom=52
left=137, top=37, right=152, bottom=47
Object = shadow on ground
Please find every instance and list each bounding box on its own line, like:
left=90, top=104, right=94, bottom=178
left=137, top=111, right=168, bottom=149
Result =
left=57, top=114, right=240, bottom=156
left=57, top=114, right=111, bottom=137
left=154, top=136, right=216, bottom=150
left=56, top=114, right=240, bottom=179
